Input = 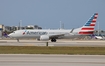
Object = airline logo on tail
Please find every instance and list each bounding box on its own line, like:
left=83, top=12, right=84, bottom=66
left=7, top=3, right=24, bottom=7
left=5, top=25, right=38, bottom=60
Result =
left=79, top=13, right=98, bottom=35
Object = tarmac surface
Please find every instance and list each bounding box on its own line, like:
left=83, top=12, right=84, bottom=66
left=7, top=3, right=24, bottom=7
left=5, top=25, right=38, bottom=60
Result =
left=0, top=40, right=105, bottom=66
left=0, top=54, right=105, bottom=66
left=0, top=39, right=105, bottom=47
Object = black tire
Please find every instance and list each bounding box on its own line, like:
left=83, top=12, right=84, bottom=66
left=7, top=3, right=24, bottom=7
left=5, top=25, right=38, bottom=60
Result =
left=51, top=38, right=56, bottom=42
left=51, top=39, right=53, bottom=42
left=53, top=39, right=56, bottom=42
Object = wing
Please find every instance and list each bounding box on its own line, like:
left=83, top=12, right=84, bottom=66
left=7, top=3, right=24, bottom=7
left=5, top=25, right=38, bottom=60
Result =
left=48, top=28, right=75, bottom=39
left=48, top=33, right=66, bottom=39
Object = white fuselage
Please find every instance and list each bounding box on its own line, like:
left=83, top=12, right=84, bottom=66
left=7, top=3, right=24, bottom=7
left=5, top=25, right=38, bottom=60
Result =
left=8, top=29, right=81, bottom=39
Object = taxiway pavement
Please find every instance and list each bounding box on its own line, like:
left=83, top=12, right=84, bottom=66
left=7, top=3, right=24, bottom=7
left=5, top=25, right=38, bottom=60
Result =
left=0, top=39, right=105, bottom=47
left=0, top=54, right=105, bottom=66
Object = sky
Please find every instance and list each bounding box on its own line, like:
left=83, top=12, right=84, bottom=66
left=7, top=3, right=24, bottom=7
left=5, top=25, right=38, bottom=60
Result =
left=0, top=0, right=105, bottom=30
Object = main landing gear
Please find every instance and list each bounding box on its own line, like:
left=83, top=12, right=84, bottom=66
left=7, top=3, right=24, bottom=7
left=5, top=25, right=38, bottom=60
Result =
left=51, top=38, right=56, bottom=42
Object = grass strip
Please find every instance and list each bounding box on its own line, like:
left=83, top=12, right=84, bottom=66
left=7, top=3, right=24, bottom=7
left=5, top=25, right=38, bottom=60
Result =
left=0, top=46, right=105, bottom=55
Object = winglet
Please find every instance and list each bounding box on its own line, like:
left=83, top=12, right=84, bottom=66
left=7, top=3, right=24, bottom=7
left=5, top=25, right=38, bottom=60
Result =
left=70, top=28, right=75, bottom=33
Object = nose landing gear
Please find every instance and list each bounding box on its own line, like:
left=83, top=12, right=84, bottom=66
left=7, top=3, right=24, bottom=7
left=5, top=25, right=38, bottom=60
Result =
left=17, top=39, right=19, bottom=42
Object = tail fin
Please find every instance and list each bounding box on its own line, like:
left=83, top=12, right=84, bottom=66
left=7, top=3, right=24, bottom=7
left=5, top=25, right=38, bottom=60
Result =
left=79, top=13, right=98, bottom=35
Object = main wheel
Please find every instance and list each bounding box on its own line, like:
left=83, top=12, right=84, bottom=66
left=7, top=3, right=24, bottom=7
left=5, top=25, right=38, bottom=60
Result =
left=51, top=38, right=56, bottom=42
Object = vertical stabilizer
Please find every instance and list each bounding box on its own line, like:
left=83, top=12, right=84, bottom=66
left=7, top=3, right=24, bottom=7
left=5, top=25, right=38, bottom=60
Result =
left=79, top=13, right=98, bottom=35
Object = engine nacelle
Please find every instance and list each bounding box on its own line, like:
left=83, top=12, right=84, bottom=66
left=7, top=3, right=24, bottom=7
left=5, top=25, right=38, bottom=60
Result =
left=40, top=35, right=49, bottom=41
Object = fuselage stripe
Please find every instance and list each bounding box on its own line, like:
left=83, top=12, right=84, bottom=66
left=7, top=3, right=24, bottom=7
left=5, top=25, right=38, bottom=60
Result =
left=81, top=28, right=94, bottom=30
left=79, top=32, right=93, bottom=34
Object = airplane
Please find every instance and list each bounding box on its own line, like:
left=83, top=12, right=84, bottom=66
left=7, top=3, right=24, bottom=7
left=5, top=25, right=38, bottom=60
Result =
left=91, top=34, right=105, bottom=40
left=8, top=13, right=98, bottom=42
left=2, top=32, right=9, bottom=38
left=95, top=36, right=105, bottom=40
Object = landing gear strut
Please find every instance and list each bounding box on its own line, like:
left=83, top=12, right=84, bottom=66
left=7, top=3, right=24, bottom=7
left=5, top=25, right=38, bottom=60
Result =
left=17, top=39, right=19, bottom=42
left=51, top=38, right=56, bottom=42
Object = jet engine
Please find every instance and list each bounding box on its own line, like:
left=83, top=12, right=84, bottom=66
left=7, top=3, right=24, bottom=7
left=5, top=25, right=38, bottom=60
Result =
left=40, top=35, right=49, bottom=41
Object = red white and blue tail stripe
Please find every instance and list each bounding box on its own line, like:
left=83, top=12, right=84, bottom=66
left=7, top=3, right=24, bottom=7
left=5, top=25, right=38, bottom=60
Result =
left=79, top=13, right=98, bottom=35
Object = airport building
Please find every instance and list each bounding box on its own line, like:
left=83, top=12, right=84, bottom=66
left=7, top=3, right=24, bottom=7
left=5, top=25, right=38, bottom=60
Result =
left=94, top=30, right=105, bottom=36
left=0, top=24, right=5, bottom=38
left=4, top=25, right=42, bottom=32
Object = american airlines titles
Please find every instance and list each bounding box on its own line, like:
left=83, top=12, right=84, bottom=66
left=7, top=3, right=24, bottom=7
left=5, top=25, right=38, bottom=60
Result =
left=26, top=31, right=47, bottom=35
